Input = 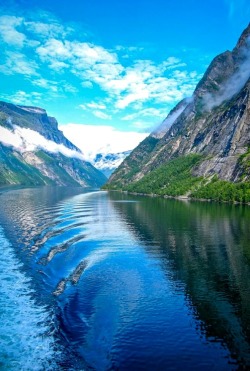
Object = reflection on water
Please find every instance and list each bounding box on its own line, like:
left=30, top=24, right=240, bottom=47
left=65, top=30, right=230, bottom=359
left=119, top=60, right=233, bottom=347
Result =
left=109, top=192, right=250, bottom=367
left=0, top=187, right=250, bottom=369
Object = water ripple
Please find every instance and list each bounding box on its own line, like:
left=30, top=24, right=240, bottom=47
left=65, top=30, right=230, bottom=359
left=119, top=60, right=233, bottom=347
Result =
left=1, top=188, right=250, bottom=369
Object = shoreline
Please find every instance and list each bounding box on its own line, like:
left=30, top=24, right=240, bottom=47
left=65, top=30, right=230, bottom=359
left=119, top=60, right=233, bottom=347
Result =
left=105, top=189, right=250, bottom=206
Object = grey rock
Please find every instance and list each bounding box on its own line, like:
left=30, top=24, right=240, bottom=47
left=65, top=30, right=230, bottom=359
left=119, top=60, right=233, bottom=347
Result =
left=108, top=23, right=250, bottom=188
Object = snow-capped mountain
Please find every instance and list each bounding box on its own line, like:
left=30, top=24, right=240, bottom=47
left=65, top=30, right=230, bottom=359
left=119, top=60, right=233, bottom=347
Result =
left=93, top=150, right=131, bottom=178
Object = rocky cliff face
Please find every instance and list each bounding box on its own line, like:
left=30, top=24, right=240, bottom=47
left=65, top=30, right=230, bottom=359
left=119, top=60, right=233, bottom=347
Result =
left=0, top=101, right=78, bottom=151
left=0, top=101, right=107, bottom=187
left=107, top=23, right=250, bottom=191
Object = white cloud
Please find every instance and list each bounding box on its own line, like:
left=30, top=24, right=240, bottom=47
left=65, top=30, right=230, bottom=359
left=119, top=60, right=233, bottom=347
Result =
left=49, top=60, right=69, bottom=72
left=89, top=102, right=106, bottom=110
left=72, top=41, right=118, bottom=64
left=0, top=126, right=23, bottom=148
left=0, top=90, right=43, bottom=105
left=59, top=123, right=149, bottom=162
left=74, top=57, right=198, bottom=109
left=152, top=98, right=191, bottom=138
left=63, top=83, right=78, bottom=93
left=131, top=121, right=154, bottom=130
left=92, top=111, right=111, bottom=120
left=79, top=104, right=87, bottom=111
left=203, top=39, right=250, bottom=110
left=163, top=57, right=187, bottom=70
left=0, top=51, right=38, bottom=76
left=115, top=89, right=149, bottom=109
left=24, top=20, right=71, bottom=39
left=83, top=102, right=107, bottom=110
left=81, top=81, right=93, bottom=88
left=79, top=101, right=111, bottom=119
left=31, top=78, right=78, bottom=94
left=0, top=15, right=26, bottom=47
left=32, top=78, right=58, bottom=92
left=12, top=15, right=197, bottom=110
left=122, top=107, right=165, bottom=121
left=115, top=45, right=144, bottom=52
left=0, top=11, right=201, bottom=120
left=36, top=38, right=71, bottom=60
left=0, top=125, right=85, bottom=160
left=36, top=38, right=120, bottom=74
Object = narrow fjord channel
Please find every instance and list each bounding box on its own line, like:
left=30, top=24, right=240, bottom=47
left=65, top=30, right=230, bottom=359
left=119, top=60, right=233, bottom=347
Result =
left=1, top=187, right=250, bottom=370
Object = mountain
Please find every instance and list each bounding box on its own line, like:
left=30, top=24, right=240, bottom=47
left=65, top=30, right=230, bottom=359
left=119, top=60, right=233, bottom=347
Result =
left=93, top=150, right=131, bottom=178
left=0, top=101, right=107, bottom=187
left=105, top=24, right=250, bottom=203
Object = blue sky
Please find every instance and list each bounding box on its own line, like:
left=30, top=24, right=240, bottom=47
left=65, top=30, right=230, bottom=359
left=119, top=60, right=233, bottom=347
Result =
left=0, top=0, right=249, bottom=155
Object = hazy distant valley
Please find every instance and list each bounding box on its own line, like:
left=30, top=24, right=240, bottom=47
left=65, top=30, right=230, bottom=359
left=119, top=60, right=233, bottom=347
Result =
left=1, top=1, right=250, bottom=370
left=1, top=25, right=250, bottom=203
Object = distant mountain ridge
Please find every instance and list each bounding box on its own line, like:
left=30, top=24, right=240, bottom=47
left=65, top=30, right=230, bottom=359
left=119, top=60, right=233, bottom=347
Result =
left=93, top=150, right=131, bottom=178
left=105, top=24, right=250, bottom=203
left=0, top=101, right=107, bottom=187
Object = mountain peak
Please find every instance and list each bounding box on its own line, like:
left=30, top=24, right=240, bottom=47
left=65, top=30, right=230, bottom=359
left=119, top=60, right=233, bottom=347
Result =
left=106, top=23, right=250, bottom=195
left=194, top=50, right=234, bottom=98
left=0, top=100, right=107, bottom=187
left=234, top=23, right=250, bottom=51
left=193, top=23, right=250, bottom=108
left=0, top=101, right=81, bottom=152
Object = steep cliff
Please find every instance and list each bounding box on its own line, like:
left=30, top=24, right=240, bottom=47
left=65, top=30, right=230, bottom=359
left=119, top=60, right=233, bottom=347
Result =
left=0, top=101, right=107, bottom=187
left=106, top=24, right=250, bottom=202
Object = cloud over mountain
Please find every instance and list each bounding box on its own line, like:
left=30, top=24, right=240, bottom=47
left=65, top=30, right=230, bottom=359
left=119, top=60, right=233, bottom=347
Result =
left=59, top=123, right=149, bottom=162
left=0, top=124, right=86, bottom=160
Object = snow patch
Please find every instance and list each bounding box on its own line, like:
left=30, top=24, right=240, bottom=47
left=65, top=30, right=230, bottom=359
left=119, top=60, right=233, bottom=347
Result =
left=94, top=151, right=130, bottom=170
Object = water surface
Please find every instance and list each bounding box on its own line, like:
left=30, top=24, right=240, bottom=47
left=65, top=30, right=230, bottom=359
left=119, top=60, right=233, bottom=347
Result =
left=1, top=187, right=250, bottom=369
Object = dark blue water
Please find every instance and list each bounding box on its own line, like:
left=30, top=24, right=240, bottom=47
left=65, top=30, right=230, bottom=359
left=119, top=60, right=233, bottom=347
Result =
left=1, top=187, right=250, bottom=370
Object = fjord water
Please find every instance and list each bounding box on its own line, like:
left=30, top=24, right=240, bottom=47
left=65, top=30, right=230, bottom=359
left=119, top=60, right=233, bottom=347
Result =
left=1, top=188, right=250, bottom=370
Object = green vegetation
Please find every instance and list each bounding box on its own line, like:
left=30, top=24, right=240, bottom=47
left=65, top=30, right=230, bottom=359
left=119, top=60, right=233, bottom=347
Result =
left=123, top=154, right=203, bottom=196
left=191, top=177, right=250, bottom=203
left=238, top=146, right=250, bottom=179
left=104, top=136, right=159, bottom=189
left=105, top=152, right=250, bottom=204
left=0, top=146, right=52, bottom=186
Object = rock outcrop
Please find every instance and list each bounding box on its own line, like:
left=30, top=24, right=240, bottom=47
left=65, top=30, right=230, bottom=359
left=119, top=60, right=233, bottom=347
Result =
left=107, top=23, right=250, bottom=191
left=0, top=101, right=107, bottom=187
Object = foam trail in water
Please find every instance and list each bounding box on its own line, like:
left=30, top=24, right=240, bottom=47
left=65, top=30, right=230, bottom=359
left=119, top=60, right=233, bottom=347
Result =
left=0, top=226, right=59, bottom=370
